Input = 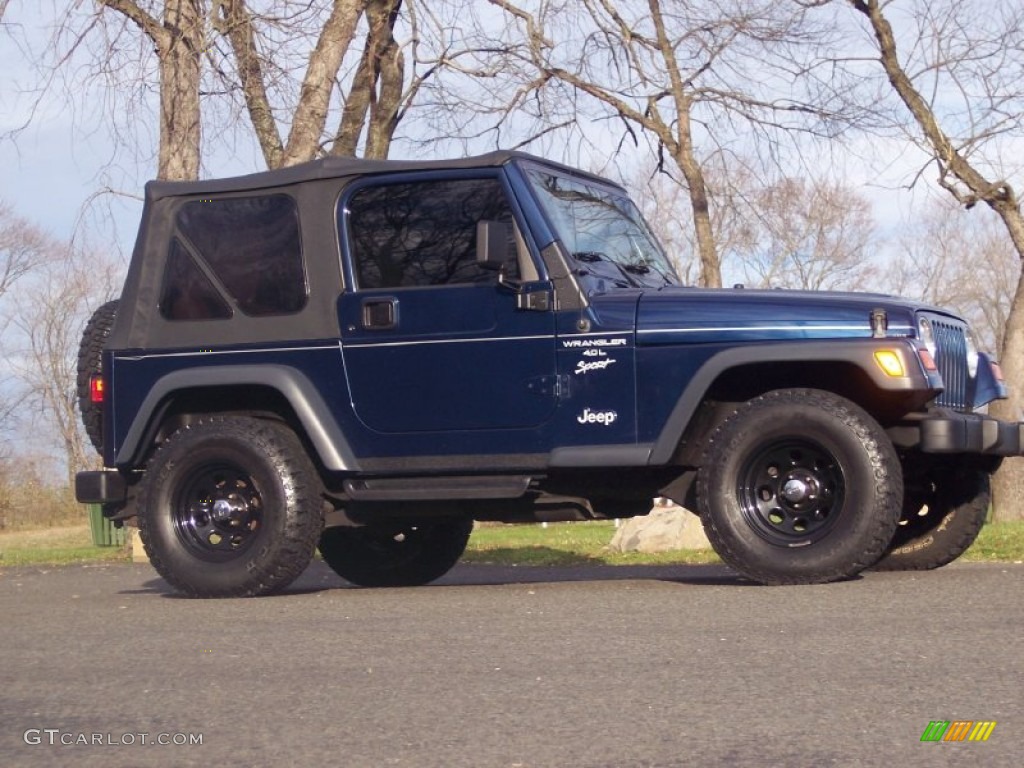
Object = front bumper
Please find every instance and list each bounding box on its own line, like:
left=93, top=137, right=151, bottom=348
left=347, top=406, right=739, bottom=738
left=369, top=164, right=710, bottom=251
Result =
left=891, top=411, right=1024, bottom=455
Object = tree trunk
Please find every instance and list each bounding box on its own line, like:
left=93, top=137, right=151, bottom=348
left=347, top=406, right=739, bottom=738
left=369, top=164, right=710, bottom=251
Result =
left=989, top=225, right=1024, bottom=522
left=215, top=0, right=285, bottom=169
left=363, top=4, right=403, bottom=160
left=331, top=0, right=404, bottom=159
left=280, top=0, right=368, bottom=166
left=646, top=0, right=721, bottom=288
left=672, top=105, right=721, bottom=288
left=158, top=0, right=203, bottom=181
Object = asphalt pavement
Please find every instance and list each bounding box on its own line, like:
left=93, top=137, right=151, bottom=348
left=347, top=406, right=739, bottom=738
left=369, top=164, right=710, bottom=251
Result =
left=1, top=558, right=1021, bottom=767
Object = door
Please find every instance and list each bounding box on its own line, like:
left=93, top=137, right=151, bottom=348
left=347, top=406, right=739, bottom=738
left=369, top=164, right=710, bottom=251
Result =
left=338, top=174, right=557, bottom=434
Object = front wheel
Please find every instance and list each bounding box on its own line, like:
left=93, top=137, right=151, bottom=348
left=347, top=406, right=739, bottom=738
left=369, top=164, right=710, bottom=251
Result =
left=872, top=465, right=989, bottom=571
left=696, top=389, right=902, bottom=585
left=318, top=518, right=473, bottom=587
left=136, top=417, right=323, bottom=598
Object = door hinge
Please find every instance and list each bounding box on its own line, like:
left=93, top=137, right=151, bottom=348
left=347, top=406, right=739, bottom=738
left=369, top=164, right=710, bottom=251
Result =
left=527, top=374, right=570, bottom=399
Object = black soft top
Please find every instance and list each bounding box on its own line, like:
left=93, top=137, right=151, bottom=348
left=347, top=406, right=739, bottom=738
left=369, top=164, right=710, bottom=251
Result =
left=115, top=149, right=623, bottom=350
left=145, top=150, right=621, bottom=201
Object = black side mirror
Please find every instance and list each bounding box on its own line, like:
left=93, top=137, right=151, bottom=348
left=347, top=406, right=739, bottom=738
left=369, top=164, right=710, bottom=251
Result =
left=476, top=220, right=515, bottom=271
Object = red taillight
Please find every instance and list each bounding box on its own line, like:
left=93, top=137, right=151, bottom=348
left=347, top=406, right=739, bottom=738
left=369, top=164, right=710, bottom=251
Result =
left=89, top=375, right=105, bottom=403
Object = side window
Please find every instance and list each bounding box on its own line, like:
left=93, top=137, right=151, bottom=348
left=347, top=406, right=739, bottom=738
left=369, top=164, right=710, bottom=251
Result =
left=346, top=177, right=521, bottom=289
left=161, top=194, right=307, bottom=320
left=160, top=239, right=232, bottom=321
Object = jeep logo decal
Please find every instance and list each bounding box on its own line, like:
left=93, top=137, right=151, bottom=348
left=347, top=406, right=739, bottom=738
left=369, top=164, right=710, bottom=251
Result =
left=577, top=408, right=618, bottom=425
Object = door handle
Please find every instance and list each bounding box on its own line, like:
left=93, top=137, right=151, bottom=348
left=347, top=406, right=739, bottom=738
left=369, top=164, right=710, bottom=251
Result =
left=361, top=297, right=398, bottom=329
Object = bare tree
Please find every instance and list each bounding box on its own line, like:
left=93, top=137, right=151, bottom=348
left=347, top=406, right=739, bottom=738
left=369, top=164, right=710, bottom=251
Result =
left=95, top=1, right=205, bottom=180
left=628, top=168, right=703, bottom=285
left=0, top=202, right=59, bottom=456
left=738, top=176, right=878, bottom=291
left=329, top=0, right=405, bottom=159
left=211, top=0, right=370, bottom=167
left=10, top=249, right=119, bottom=487
left=487, top=0, right=855, bottom=287
left=44, top=0, right=448, bottom=176
left=886, top=198, right=1019, bottom=353
left=0, top=201, right=52, bottom=300
left=87, top=1, right=370, bottom=174
left=839, top=0, right=1024, bottom=520
left=621, top=157, right=758, bottom=286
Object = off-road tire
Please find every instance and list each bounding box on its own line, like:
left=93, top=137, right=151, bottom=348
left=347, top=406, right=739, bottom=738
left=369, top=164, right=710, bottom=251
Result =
left=76, top=299, right=119, bottom=455
left=319, top=518, right=473, bottom=587
left=136, top=416, right=323, bottom=598
left=696, top=389, right=902, bottom=585
left=873, top=466, right=989, bottom=571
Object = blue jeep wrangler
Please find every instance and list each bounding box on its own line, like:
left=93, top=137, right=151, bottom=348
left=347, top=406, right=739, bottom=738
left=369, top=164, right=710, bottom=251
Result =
left=75, top=151, right=1021, bottom=596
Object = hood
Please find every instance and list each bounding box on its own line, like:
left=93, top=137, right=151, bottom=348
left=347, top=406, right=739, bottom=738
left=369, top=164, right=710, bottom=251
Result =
left=631, top=286, right=955, bottom=345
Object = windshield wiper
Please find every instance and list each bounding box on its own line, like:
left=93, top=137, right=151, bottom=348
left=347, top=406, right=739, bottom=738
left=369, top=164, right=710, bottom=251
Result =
left=572, top=251, right=639, bottom=288
left=622, top=263, right=650, bottom=274
left=623, top=261, right=676, bottom=287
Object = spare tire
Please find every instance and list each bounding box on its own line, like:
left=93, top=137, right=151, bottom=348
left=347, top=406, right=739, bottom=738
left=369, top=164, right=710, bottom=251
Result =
left=76, top=299, right=119, bottom=455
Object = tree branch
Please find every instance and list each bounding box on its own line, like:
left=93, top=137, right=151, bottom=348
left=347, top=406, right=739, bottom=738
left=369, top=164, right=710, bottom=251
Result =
left=282, top=0, right=369, bottom=166
left=848, top=0, right=1014, bottom=212
left=97, top=0, right=168, bottom=51
left=214, top=0, right=284, bottom=168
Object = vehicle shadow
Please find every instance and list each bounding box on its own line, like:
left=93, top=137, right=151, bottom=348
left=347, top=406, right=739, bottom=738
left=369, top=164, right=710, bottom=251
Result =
left=133, top=552, right=768, bottom=598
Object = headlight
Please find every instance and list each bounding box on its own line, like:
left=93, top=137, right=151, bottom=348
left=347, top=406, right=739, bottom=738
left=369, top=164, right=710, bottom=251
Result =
left=964, top=328, right=980, bottom=377
left=917, top=317, right=937, bottom=358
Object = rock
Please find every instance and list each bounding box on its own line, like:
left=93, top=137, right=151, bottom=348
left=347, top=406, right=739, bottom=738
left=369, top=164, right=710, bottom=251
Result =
left=129, top=528, right=149, bottom=564
left=608, top=504, right=711, bottom=553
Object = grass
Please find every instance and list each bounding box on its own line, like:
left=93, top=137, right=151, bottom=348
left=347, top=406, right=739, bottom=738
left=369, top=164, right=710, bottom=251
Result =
left=960, top=520, right=1024, bottom=562
left=1, top=519, right=1023, bottom=569
left=462, top=519, right=1024, bottom=567
left=0, top=525, right=131, bottom=567
left=462, top=520, right=720, bottom=566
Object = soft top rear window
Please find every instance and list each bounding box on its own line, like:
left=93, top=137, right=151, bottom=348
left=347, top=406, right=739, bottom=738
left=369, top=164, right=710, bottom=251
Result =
left=161, top=194, right=307, bottom=320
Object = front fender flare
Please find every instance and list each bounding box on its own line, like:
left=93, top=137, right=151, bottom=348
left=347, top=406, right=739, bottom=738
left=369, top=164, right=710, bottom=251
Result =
left=647, top=340, right=936, bottom=465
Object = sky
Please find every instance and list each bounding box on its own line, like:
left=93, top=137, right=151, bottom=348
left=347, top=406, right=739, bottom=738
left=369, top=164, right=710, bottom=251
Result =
left=0, top=2, right=919, bottom=261
left=1, top=6, right=141, bottom=255
left=0, top=2, right=1018, bottom=277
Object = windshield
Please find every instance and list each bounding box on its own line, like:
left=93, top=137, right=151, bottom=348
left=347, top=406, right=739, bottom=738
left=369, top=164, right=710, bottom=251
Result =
left=525, top=167, right=679, bottom=288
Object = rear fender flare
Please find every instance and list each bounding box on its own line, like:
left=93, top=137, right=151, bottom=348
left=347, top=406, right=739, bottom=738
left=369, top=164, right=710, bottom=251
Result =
left=115, top=365, right=357, bottom=471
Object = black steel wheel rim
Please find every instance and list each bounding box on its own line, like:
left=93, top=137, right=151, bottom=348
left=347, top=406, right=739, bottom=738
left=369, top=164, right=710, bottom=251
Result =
left=172, top=462, right=264, bottom=561
left=737, top=438, right=846, bottom=545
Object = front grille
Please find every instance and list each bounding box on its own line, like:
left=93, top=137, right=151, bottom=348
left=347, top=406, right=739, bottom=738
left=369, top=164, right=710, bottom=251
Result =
left=929, top=317, right=969, bottom=409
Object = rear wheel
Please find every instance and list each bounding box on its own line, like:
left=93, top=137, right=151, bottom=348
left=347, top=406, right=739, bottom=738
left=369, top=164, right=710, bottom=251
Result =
left=137, top=416, right=323, bottom=598
left=318, top=518, right=473, bottom=587
left=696, top=389, right=902, bottom=585
left=873, top=465, right=989, bottom=571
